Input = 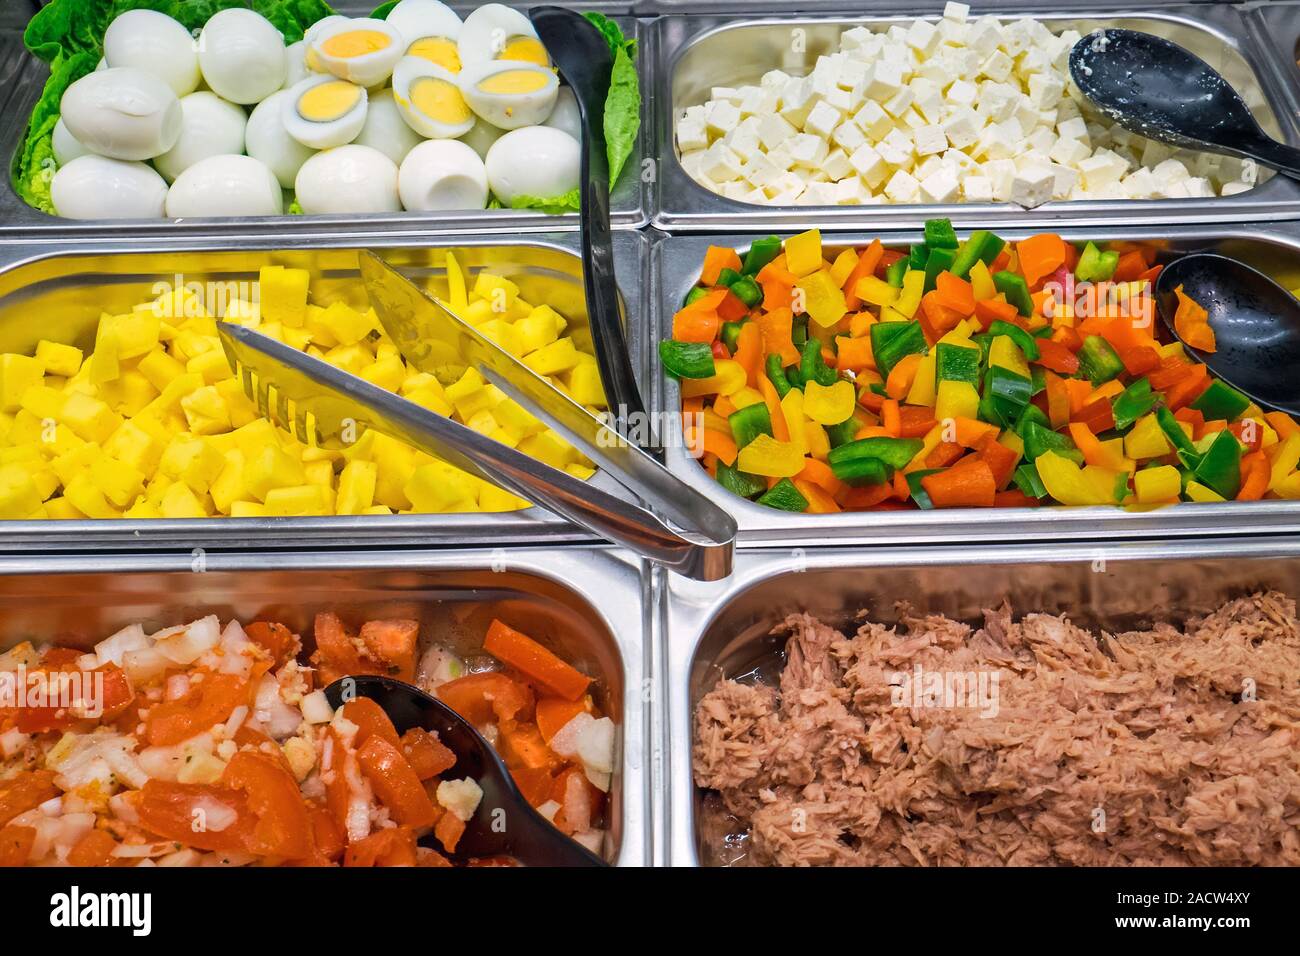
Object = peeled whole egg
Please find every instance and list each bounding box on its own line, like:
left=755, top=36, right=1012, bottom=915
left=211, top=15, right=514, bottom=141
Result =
left=458, top=117, right=504, bottom=160
left=457, top=5, right=550, bottom=69
left=197, top=9, right=287, bottom=105
left=391, top=56, right=474, bottom=139
left=484, top=125, right=579, bottom=206
left=354, top=88, right=424, bottom=165
left=51, top=155, right=168, bottom=219
left=245, top=91, right=317, bottom=189
left=398, top=139, right=488, bottom=210
left=52, top=118, right=91, bottom=166
left=308, top=17, right=404, bottom=88
left=282, top=40, right=314, bottom=89
left=543, top=87, right=582, bottom=141
left=459, top=60, right=557, bottom=130
left=295, top=145, right=401, bottom=214
left=153, top=91, right=247, bottom=182
left=385, top=0, right=463, bottom=73
left=59, top=67, right=182, bottom=161
left=103, top=10, right=201, bottom=97
left=165, top=154, right=283, bottom=217
left=282, top=74, right=368, bottom=149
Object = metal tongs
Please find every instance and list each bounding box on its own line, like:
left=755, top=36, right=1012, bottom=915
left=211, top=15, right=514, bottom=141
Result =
left=216, top=252, right=735, bottom=581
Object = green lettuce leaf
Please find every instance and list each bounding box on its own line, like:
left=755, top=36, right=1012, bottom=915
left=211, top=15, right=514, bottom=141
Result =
left=15, top=0, right=335, bottom=213
left=583, top=12, right=640, bottom=188
left=510, top=190, right=579, bottom=215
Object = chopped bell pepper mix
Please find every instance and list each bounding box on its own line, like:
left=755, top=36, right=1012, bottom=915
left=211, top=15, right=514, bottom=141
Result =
left=666, top=220, right=1300, bottom=512
left=0, top=612, right=611, bottom=866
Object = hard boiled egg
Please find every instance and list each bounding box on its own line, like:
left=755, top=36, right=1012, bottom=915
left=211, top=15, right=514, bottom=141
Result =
left=295, top=145, right=401, bottom=214
left=458, top=117, right=504, bottom=160
left=391, top=56, right=474, bottom=139
left=544, top=87, right=582, bottom=141
left=165, top=154, right=283, bottom=217
left=386, top=0, right=463, bottom=73
left=354, top=88, right=424, bottom=165
left=60, top=67, right=182, bottom=161
left=245, top=91, right=316, bottom=189
left=484, top=126, right=579, bottom=205
left=282, top=40, right=314, bottom=89
left=51, top=156, right=168, bottom=219
left=308, top=17, right=404, bottom=88
left=198, top=9, right=287, bottom=105
left=282, top=74, right=368, bottom=149
left=52, top=118, right=91, bottom=166
left=398, top=139, right=488, bottom=210
left=458, top=5, right=550, bottom=69
left=460, top=60, right=557, bottom=130
left=103, top=10, right=201, bottom=97
left=153, top=91, right=247, bottom=182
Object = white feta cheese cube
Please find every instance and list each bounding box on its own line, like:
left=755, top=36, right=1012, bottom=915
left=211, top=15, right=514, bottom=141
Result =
left=1183, top=176, right=1215, bottom=198
left=789, top=132, right=830, bottom=168
left=1048, top=162, right=1079, bottom=198
left=761, top=69, right=792, bottom=91
left=983, top=158, right=1017, bottom=201
left=962, top=174, right=994, bottom=202
left=1048, top=136, right=1091, bottom=166
left=824, top=86, right=853, bottom=112
left=863, top=61, right=905, bottom=101
left=882, top=86, right=916, bottom=118
left=849, top=143, right=890, bottom=188
left=838, top=57, right=869, bottom=91
left=721, top=180, right=750, bottom=201
left=1028, top=71, right=1066, bottom=110
left=1056, top=115, right=1090, bottom=144
left=852, top=100, right=894, bottom=140
left=967, top=16, right=1004, bottom=56
left=766, top=142, right=795, bottom=171
left=797, top=181, right=837, bottom=206
left=944, top=2, right=970, bottom=23
left=738, top=86, right=775, bottom=117
left=1017, top=48, right=1050, bottom=78
left=938, top=19, right=969, bottom=47
left=833, top=177, right=867, bottom=205
left=914, top=155, right=945, bottom=182
left=1152, top=158, right=1191, bottom=184
left=942, top=108, right=982, bottom=150
left=920, top=168, right=960, bottom=203
left=765, top=170, right=805, bottom=199
left=779, top=77, right=818, bottom=128
left=1010, top=164, right=1055, bottom=208
left=1220, top=181, right=1252, bottom=197
left=1026, top=126, right=1056, bottom=154
left=705, top=100, right=741, bottom=137
left=1120, top=167, right=1157, bottom=199
left=804, top=100, right=844, bottom=140
left=742, top=152, right=781, bottom=189
left=725, top=125, right=760, bottom=158
left=906, top=19, right=940, bottom=56
left=701, top=142, right=742, bottom=183
left=883, top=169, right=921, bottom=203
left=913, top=123, right=948, bottom=156
left=678, top=150, right=707, bottom=184
left=710, top=87, right=742, bottom=104
left=1078, top=152, right=1126, bottom=191
left=676, top=115, right=709, bottom=153
left=832, top=120, right=867, bottom=153
left=839, top=26, right=875, bottom=54
left=681, top=104, right=707, bottom=125
left=757, top=114, right=797, bottom=151
left=946, top=79, right=978, bottom=108
left=824, top=148, right=854, bottom=182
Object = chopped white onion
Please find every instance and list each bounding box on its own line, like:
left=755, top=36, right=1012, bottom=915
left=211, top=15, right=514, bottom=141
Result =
left=299, top=690, right=334, bottom=725
left=108, top=792, right=140, bottom=825
left=157, top=848, right=203, bottom=867
left=222, top=704, right=248, bottom=738
left=95, top=624, right=148, bottom=667
left=536, top=799, right=561, bottom=823
left=253, top=674, right=302, bottom=740
left=123, top=646, right=169, bottom=685
left=191, top=795, right=238, bottom=833
left=576, top=716, right=616, bottom=775
left=547, top=711, right=594, bottom=760
left=153, top=616, right=221, bottom=665
left=0, top=728, right=31, bottom=758
left=75, top=653, right=99, bottom=671
left=164, top=673, right=191, bottom=701
left=112, top=841, right=180, bottom=859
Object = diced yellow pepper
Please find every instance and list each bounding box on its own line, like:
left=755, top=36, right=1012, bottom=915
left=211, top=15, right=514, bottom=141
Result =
left=853, top=275, right=898, bottom=310
left=565, top=356, right=607, bottom=408
left=404, top=462, right=478, bottom=511
left=1185, top=480, right=1226, bottom=503
left=210, top=450, right=245, bottom=515
left=895, top=270, right=925, bottom=318
left=63, top=473, right=121, bottom=518
left=517, top=430, right=576, bottom=470
left=19, top=385, right=65, bottom=422
left=58, top=392, right=122, bottom=444
left=523, top=338, right=580, bottom=376
left=35, top=341, right=82, bottom=378
left=681, top=359, right=746, bottom=399
left=906, top=351, right=937, bottom=407
left=794, top=271, right=846, bottom=329
left=89, top=455, right=145, bottom=508
left=969, top=260, right=996, bottom=301
left=804, top=420, right=830, bottom=460
left=784, top=229, right=822, bottom=277
left=360, top=356, right=406, bottom=392
left=473, top=272, right=520, bottom=312
left=137, top=349, right=187, bottom=392
left=802, top=379, right=855, bottom=425
left=159, top=481, right=207, bottom=518
left=829, top=249, right=859, bottom=287
left=263, top=484, right=333, bottom=516
left=1134, top=465, right=1181, bottom=503
left=987, top=336, right=1030, bottom=380
left=1036, top=451, right=1119, bottom=506
left=242, top=443, right=306, bottom=501
left=0, top=463, right=43, bottom=518
left=1268, top=434, right=1300, bottom=491
left=935, top=380, right=980, bottom=422
left=736, top=433, right=805, bottom=478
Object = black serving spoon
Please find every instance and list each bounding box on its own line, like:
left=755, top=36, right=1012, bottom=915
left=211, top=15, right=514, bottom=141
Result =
left=323, top=675, right=607, bottom=867
left=1070, top=29, right=1300, bottom=179
left=1154, top=254, right=1300, bottom=415
left=530, top=6, right=658, bottom=456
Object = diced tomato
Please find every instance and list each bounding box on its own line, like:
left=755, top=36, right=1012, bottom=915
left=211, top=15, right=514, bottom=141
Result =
left=321, top=727, right=358, bottom=841
left=222, top=750, right=313, bottom=859
left=144, top=672, right=248, bottom=746
left=40, top=647, right=82, bottom=668
left=434, top=811, right=466, bottom=854
left=550, top=766, right=602, bottom=836
left=304, top=802, right=345, bottom=864
left=359, top=619, right=419, bottom=682
left=67, top=828, right=118, bottom=867
left=343, top=826, right=419, bottom=867
left=356, top=735, right=439, bottom=828
left=535, top=696, right=589, bottom=744
left=0, top=825, right=35, bottom=866
left=401, top=727, right=456, bottom=780
left=0, top=770, right=59, bottom=827
left=135, top=780, right=253, bottom=852
left=340, top=697, right=401, bottom=749
left=497, top=720, right=557, bottom=771
left=436, top=671, right=533, bottom=726
left=510, top=766, right=555, bottom=808
left=311, top=612, right=385, bottom=687
left=243, top=621, right=299, bottom=668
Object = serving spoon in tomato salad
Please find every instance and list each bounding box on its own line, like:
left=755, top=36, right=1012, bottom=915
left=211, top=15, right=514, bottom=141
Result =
left=323, top=675, right=607, bottom=867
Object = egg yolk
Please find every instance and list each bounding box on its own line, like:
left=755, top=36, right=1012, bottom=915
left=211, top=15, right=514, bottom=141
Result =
left=321, top=29, right=393, bottom=59
left=298, top=80, right=363, bottom=122
left=496, top=36, right=550, bottom=67
left=477, top=69, right=550, bottom=96
left=407, top=36, right=461, bottom=73
left=410, top=76, right=472, bottom=125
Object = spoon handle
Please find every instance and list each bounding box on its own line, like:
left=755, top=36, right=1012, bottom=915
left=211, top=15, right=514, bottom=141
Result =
left=1241, top=136, right=1300, bottom=180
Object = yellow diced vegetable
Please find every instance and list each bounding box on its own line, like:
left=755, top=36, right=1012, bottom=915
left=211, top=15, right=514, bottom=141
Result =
left=802, top=379, right=855, bottom=425
left=1134, top=465, right=1181, bottom=503
left=784, top=229, right=822, bottom=277
left=35, top=341, right=82, bottom=377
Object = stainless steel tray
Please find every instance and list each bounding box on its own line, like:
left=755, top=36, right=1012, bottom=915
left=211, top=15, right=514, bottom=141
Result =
left=0, top=228, right=649, bottom=550
left=0, top=5, right=648, bottom=235
left=660, top=537, right=1300, bottom=866
left=653, top=7, right=1300, bottom=231
left=0, top=543, right=650, bottom=866
left=1245, top=0, right=1300, bottom=122
left=650, top=220, right=1300, bottom=547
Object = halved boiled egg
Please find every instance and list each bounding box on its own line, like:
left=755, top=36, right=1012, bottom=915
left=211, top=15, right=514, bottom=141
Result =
left=308, top=17, right=404, bottom=88
left=391, top=56, right=474, bottom=139
left=459, top=60, right=557, bottom=130
left=386, top=0, right=463, bottom=73
left=457, top=4, right=550, bottom=70
left=282, top=73, right=368, bottom=149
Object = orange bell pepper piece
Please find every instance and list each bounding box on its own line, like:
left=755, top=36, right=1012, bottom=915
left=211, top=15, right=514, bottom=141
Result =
left=884, top=353, right=922, bottom=400
left=935, top=271, right=975, bottom=316
left=1016, top=233, right=1067, bottom=287
left=701, top=246, right=742, bottom=286
left=920, top=456, right=997, bottom=508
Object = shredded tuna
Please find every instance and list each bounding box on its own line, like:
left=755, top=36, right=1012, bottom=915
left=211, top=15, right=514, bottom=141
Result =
left=693, top=593, right=1300, bottom=867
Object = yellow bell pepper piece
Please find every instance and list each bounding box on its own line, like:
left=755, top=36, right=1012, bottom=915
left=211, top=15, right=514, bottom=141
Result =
left=987, top=336, right=1030, bottom=380
left=829, top=249, right=859, bottom=287
left=802, top=379, right=855, bottom=426
left=736, top=433, right=806, bottom=478
left=1268, top=434, right=1300, bottom=491
left=784, top=229, right=822, bottom=277
left=1123, top=413, right=1172, bottom=460
left=1185, top=480, right=1226, bottom=503
left=906, top=351, right=937, bottom=407
left=1134, top=465, right=1181, bottom=503
left=935, top=380, right=980, bottom=423
left=894, top=270, right=925, bottom=318
left=797, top=271, right=848, bottom=328
left=853, top=275, right=898, bottom=310
left=1036, top=450, right=1122, bottom=506
left=779, top=387, right=807, bottom=457
left=681, top=359, right=747, bottom=398
left=35, top=341, right=83, bottom=378
left=968, top=260, right=996, bottom=301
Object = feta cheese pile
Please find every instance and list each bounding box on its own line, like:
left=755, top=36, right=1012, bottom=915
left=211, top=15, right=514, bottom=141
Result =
left=675, top=3, right=1257, bottom=208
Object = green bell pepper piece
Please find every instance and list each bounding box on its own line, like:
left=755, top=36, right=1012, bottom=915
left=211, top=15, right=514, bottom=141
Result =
left=728, top=402, right=773, bottom=449
left=1012, top=462, right=1048, bottom=499
left=716, top=462, right=766, bottom=500
left=659, top=340, right=715, bottom=379
left=1190, top=379, right=1251, bottom=422
left=1077, top=335, right=1125, bottom=385
left=757, top=477, right=809, bottom=512
left=829, top=456, right=890, bottom=487
left=742, top=237, right=781, bottom=276
left=936, top=342, right=981, bottom=385
left=924, top=246, right=957, bottom=292
left=885, top=257, right=910, bottom=288
left=1192, top=429, right=1242, bottom=499
left=906, top=469, right=942, bottom=508
left=682, top=286, right=710, bottom=308
left=826, top=414, right=860, bottom=448
left=950, top=230, right=1006, bottom=279
left=993, top=271, right=1034, bottom=316
left=986, top=319, right=1040, bottom=360
left=765, top=354, right=793, bottom=399
left=924, top=218, right=959, bottom=250
left=1021, top=420, right=1084, bottom=465
left=1156, top=405, right=1198, bottom=456
left=716, top=267, right=742, bottom=288
left=870, top=320, right=928, bottom=378
left=720, top=320, right=745, bottom=353
left=729, top=275, right=763, bottom=308
left=799, top=337, right=838, bottom=388
left=1112, top=377, right=1156, bottom=431
left=828, top=436, right=923, bottom=469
